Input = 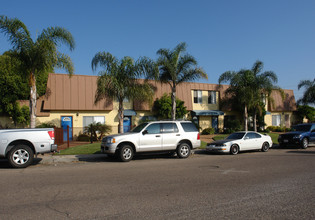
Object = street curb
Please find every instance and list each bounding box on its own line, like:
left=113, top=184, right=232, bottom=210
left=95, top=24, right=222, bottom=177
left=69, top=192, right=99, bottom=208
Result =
left=36, top=154, right=106, bottom=164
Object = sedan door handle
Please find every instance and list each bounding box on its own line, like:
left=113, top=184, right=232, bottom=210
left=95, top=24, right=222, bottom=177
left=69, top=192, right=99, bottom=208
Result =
left=176, top=134, right=180, bottom=136
left=156, top=135, right=161, bottom=137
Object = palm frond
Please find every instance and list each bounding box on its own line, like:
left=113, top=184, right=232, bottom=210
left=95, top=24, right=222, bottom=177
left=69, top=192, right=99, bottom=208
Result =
left=38, top=27, right=75, bottom=51
left=0, top=15, right=31, bottom=51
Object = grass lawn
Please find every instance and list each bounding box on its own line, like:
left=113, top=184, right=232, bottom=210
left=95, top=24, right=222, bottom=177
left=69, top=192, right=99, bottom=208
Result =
left=58, top=141, right=209, bottom=155
left=58, top=143, right=101, bottom=155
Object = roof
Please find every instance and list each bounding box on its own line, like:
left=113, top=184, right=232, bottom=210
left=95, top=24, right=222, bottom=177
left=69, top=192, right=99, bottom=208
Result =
left=39, top=73, right=296, bottom=113
left=268, top=89, right=297, bottom=112
left=191, top=110, right=224, bottom=116
left=44, top=73, right=112, bottom=111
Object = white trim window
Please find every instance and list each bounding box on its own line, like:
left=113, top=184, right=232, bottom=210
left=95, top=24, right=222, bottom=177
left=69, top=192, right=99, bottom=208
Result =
left=194, top=90, right=202, bottom=104
left=272, top=115, right=281, bottom=126
left=208, top=91, right=216, bottom=104
left=83, top=116, right=105, bottom=127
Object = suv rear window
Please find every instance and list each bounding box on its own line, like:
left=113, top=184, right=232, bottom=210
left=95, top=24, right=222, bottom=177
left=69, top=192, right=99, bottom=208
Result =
left=161, top=123, right=179, bottom=133
left=180, top=122, right=198, bottom=132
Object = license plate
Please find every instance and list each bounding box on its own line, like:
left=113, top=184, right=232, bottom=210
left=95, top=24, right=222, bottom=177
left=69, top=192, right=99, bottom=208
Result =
left=284, top=139, right=288, bottom=143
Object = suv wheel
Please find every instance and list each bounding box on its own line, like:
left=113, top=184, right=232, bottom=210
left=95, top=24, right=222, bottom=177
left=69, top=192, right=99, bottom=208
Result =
left=301, top=138, right=308, bottom=149
left=7, top=145, right=34, bottom=168
left=119, top=145, right=134, bottom=162
left=177, top=143, right=191, bottom=159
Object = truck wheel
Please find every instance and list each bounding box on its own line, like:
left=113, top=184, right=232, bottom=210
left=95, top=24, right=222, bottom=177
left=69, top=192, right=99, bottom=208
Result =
left=119, top=145, right=134, bottom=162
left=301, top=138, right=308, bottom=149
left=177, top=143, right=191, bottom=158
left=7, top=145, right=34, bottom=168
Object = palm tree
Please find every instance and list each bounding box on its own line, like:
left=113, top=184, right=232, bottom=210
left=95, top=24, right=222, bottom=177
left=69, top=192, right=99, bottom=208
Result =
left=92, top=52, right=155, bottom=133
left=219, top=69, right=254, bottom=131
left=142, top=42, right=207, bottom=120
left=298, top=78, right=315, bottom=105
left=219, top=61, right=280, bottom=131
left=250, top=61, right=279, bottom=131
left=0, top=15, right=75, bottom=128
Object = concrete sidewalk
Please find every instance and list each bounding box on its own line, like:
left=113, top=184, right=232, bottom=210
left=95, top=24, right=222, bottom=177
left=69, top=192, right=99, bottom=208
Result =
left=35, top=154, right=106, bottom=165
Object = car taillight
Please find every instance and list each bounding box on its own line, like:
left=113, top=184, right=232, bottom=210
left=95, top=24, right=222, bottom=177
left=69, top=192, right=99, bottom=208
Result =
left=48, top=130, right=55, bottom=140
left=197, top=133, right=200, bottom=140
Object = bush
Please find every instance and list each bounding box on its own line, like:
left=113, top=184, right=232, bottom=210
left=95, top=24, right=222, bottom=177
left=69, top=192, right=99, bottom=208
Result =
left=201, top=127, right=215, bottom=135
left=224, top=119, right=241, bottom=134
left=77, top=134, right=91, bottom=142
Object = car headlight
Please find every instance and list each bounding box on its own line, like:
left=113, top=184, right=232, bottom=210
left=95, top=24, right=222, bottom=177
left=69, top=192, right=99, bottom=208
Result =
left=107, top=138, right=116, bottom=144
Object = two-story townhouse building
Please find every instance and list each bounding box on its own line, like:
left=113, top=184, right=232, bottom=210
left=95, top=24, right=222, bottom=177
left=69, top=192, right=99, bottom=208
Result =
left=1, top=73, right=297, bottom=136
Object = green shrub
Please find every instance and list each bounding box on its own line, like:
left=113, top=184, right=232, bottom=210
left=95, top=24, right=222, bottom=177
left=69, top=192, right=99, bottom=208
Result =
left=201, top=127, right=215, bottom=135
left=77, top=134, right=90, bottom=142
left=224, top=119, right=241, bottom=134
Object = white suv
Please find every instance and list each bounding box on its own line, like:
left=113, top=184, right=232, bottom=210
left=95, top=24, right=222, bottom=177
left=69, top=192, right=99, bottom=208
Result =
left=101, top=121, right=201, bottom=162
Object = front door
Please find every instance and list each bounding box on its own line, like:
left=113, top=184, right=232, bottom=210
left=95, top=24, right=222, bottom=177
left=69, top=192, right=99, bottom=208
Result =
left=61, top=116, right=73, bottom=141
left=212, top=117, right=218, bottom=133
left=123, top=116, right=131, bottom=133
left=139, top=123, right=162, bottom=152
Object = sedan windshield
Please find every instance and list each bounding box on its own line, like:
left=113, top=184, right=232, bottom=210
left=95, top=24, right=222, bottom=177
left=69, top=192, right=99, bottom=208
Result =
left=226, top=132, right=245, bottom=140
left=131, top=123, right=148, bottom=133
left=292, top=124, right=311, bottom=132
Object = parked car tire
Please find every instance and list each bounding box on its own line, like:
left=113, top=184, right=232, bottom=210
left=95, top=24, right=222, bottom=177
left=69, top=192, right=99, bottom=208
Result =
left=7, top=145, right=34, bottom=168
left=177, top=143, right=191, bottom=158
left=230, top=144, right=239, bottom=155
left=261, top=142, right=270, bottom=152
left=301, top=138, right=308, bottom=149
left=119, top=145, right=134, bottom=162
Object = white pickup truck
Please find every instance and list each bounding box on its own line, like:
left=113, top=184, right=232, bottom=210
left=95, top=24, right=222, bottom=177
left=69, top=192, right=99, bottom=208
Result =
left=0, top=128, right=57, bottom=168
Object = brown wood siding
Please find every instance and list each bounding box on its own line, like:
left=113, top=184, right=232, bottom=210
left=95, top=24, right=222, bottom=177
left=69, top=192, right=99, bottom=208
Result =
left=42, top=73, right=296, bottom=113
left=44, top=73, right=113, bottom=111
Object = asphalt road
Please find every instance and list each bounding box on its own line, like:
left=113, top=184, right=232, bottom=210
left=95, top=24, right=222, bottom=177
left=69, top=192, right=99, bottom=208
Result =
left=0, top=147, right=315, bottom=220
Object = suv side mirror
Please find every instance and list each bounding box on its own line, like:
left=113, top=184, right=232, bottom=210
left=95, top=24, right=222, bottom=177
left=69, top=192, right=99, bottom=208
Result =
left=142, top=130, right=148, bottom=135
left=311, top=129, right=315, bottom=133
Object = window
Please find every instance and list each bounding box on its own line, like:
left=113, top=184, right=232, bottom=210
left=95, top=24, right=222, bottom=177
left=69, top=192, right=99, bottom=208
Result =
left=180, top=122, right=198, bottom=132
left=208, top=91, right=216, bottom=104
left=272, top=115, right=281, bottom=126
left=162, top=123, right=179, bottom=133
left=193, top=90, right=202, bottom=104
left=83, top=116, right=105, bottom=127
left=245, top=133, right=257, bottom=139
left=145, top=123, right=161, bottom=134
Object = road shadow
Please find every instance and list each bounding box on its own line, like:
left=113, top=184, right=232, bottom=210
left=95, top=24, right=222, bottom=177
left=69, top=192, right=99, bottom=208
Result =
left=287, top=150, right=315, bottom=155
left=0, top=157, right=42, bottom=169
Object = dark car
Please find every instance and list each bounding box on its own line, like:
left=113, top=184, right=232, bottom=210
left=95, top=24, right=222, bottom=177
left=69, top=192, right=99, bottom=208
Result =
left=278, top=123, right=315, bottom=149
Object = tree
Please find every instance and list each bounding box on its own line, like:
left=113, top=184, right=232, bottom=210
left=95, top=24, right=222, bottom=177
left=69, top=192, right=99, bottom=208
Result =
left=153, top=93, right=188, bottom=119
left=84, top=122, right=112, bottom=143
left=296, top=105, right=315, bottom=123
left=298, top=78, right=315, bottom=105
left=250, top=61, right=279, bottom=131
left=92, top=52, right=155, bottom=133
left=219, top=61, right=279, bottom=131
left=0, top=15, right=75, bottom=128
left=219, top=69, right=255, bottom=131
left=142, top=42, right=207, bottom=120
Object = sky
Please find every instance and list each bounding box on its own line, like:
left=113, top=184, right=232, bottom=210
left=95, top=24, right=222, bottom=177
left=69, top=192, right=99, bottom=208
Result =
left=1, top=0, right=315, bottom=102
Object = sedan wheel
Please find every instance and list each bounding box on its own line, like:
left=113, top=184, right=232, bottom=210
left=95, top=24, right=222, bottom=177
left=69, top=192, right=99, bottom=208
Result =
left=230, top=145, right=239, bottom=155
left=261, top=142, right=270, bottom=152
